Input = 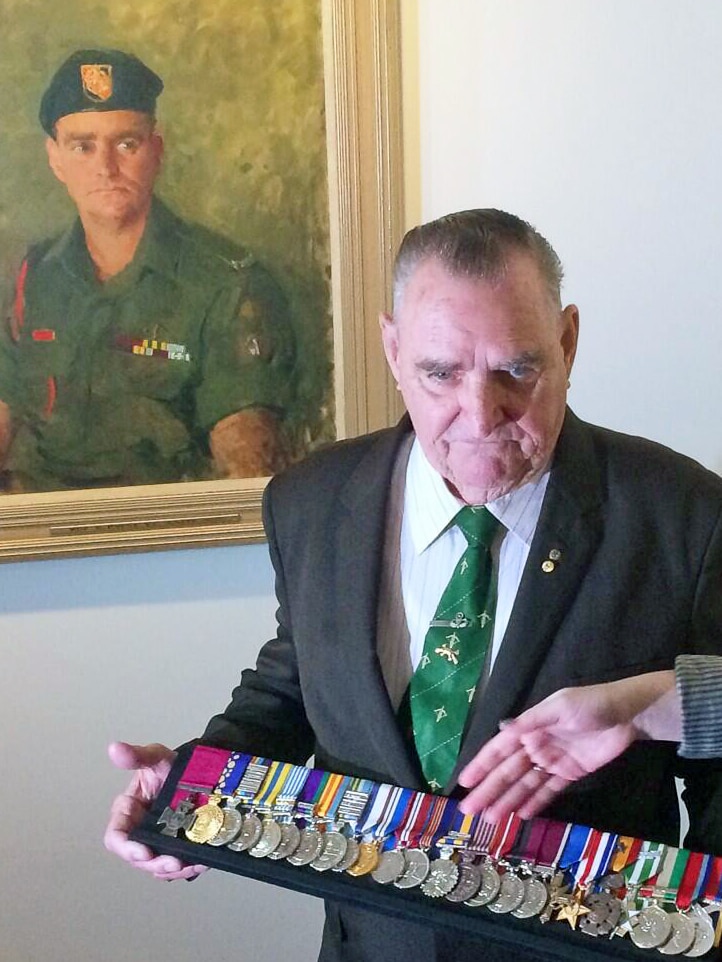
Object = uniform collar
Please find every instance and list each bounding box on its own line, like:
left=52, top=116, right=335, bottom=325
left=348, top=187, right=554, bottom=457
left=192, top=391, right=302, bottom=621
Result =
left=404, top=437, right=550, bottom=555
left=40, top=195, right=182, bottom=287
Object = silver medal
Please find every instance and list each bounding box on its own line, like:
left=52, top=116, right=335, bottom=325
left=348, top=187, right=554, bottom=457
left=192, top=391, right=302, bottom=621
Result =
left=248, top=818, right=283, bottom=858
left=445, top=861, right=482, bottom=903
left=420, top=858, right=460, bottom=898
left=227, top=812, right=263, bottom=851
left=658, top=912, right=696, bottom=956
left=267, top=822, right=301, bottom=860
left=311, top=831, right=348, bottom=872
left=486, top=872, right=526, bottom=914
left=465, top=862, right=502, bottom=907
left=511, top=876, right=549, bottom=919
left=394, top=848, right=431, bottom=889
left=630, top=904, right=674, bottom=950
left=684, top=905, right=716, bottom=957
left=332, top=837, right=360, bottom=872
left=286, top=827, right=324, bottom=866
left=372, top=849, right=407, bottom=885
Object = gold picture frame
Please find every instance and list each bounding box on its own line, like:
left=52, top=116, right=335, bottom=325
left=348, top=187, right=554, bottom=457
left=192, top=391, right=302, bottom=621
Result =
left=0, top=0, right=405, bottom=562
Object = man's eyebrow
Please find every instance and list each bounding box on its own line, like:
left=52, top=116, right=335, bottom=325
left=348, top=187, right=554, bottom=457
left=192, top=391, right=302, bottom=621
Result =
left=415, top=358, right=462, bottom=372
left=500, top=350, right=544, bottom=368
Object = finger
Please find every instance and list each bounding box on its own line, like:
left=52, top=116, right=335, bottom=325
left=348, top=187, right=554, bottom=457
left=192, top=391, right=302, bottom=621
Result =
left=514, top=773, right=572, bottom=819
left=457, top=729, right=526, bottom=786
left=104, top=792, right=156, bottom=862
left=108, top=741, right=174, bottom=771
left=459, top=747, right=535, bottom=813
left=152, top=864, right=210, bottom=881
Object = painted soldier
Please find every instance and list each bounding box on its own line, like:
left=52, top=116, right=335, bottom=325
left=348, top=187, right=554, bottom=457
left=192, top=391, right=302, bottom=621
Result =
left=0, top=48, right=296, bottom=490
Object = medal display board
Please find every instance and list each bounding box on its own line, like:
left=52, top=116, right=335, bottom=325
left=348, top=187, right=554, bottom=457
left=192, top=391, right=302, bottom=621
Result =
left=130, top=745, right=721, bottom=960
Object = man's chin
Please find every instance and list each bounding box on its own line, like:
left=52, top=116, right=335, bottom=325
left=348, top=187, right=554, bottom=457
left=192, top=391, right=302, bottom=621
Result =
left=446, top=459, right=535, bottom=505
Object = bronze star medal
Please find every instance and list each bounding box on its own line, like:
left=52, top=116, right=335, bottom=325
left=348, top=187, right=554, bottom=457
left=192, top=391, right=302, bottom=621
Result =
left=555, top=888, right=591, bottom=930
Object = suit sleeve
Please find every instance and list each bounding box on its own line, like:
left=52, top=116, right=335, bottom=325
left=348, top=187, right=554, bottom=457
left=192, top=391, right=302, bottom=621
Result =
left=200, top=478, right=315, bottom=762
left=676, top=506, right=722, bottom=853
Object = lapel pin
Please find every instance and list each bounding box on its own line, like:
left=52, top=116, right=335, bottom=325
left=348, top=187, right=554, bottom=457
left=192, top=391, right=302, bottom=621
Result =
left=541, top=548, right=562, bottom=573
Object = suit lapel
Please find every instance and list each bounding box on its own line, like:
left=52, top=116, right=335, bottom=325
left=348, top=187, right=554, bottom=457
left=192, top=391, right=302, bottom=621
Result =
left=453, top=410, right=605, bottom=779
left=333, top=417, right=425, bottom=789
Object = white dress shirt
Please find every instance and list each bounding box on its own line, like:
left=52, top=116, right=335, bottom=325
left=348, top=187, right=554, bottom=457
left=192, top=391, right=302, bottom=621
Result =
left=400, top=438, right=549, bottom=674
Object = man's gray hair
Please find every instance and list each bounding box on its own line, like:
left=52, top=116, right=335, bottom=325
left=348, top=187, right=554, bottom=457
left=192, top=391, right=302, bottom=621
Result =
left=392, top=209, right=564, bottom=312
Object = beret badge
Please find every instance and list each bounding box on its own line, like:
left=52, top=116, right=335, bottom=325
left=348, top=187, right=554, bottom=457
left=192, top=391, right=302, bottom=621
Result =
left=80, top=64, right=113, bottom=102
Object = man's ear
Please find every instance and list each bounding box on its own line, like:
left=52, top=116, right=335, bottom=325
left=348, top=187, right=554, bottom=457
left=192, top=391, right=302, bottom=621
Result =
left=45, top=136, right=66, bottom=185
left=560, top=303, right=579, bottom=376
left=379, top=311, right=401, bottom=382
left=150, top=130, right=164, bottom=168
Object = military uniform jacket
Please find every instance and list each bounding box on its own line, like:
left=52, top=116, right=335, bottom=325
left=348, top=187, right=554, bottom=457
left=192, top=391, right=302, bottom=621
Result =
left=202, top=410, right=722, bottom=962
left=0, top=198, right=294, bottom=489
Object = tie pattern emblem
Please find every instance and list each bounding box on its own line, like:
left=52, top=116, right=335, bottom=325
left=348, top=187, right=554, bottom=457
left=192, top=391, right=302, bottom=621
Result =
left=410, top=505, right=502, bottom=791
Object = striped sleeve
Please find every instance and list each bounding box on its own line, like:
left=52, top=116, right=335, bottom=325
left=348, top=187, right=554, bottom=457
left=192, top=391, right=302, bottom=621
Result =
left=677, top=655, right=722, bottom=758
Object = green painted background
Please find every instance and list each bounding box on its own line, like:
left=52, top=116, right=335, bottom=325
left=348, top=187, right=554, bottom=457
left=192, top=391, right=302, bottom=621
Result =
left=0, top=0, right=334, bottom=453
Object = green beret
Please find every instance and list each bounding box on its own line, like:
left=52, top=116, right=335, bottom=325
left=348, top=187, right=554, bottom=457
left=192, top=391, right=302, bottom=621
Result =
left=39, top=48, right=163, bottom=135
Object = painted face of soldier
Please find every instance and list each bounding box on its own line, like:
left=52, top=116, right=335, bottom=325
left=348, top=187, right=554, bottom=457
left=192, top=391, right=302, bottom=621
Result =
left=381, top=253, right=579, bottom=505
left=46, top=109, right=163, bottom=229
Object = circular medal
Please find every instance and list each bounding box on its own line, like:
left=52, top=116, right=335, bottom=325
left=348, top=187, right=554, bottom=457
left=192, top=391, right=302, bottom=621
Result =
left=267, top=822, right=301, bottom=860
left=311, top=831, right=348, bottom=872
left=445, top=861, right=482, bottom=903
left=333, top=837, right=360, bottom=873
left=657, top=912, right=696, bottom=956
left=630, top=905, right=674, bottom=950
left=464, top=862, right=502, bottom=907
left=578, top=892, right=622, bottom=937
left=248, top=818, right=283, bottom=858
left=511, top=876, right=549, bottom=919
left=287, top=828, right=324, bottom=866
left=206, top=806, right=243, bottom=846
left=185, top=800, right=225, bottom=844
left=684, top=908, right=716, bottom=957
left=394, top=848, right=431, bottom=889
left=371, top=849, right=407, bottom=885
left=346, top=842, right=380, bottom=877
left=486, top=872, right=526, bottom=914
left=420, top=858, right=459, bottom=898
left=227, top=812, right=263, bottom=852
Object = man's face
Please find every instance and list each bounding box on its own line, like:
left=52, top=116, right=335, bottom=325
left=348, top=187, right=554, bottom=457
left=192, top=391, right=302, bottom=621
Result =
left=46, top=110, right=163, bottom=229
left=381, top=254, right=579, bottom=504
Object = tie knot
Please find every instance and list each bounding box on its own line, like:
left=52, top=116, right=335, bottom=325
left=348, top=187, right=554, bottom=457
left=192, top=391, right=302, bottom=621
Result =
left=454, top=505, right=501, bottom=548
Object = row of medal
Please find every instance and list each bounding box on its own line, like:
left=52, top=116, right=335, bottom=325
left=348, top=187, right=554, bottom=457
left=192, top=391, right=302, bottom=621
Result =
left=156, top=745, right=721, bottom=957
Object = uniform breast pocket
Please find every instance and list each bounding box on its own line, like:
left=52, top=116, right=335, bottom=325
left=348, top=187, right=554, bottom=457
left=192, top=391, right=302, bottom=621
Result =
left=107, top=337, right=195, bottom=402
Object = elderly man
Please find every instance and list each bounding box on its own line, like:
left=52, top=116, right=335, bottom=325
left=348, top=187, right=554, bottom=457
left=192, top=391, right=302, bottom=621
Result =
left=105, top=209, right=722, bottom=962
left=0, top=48, right=294, bottom=490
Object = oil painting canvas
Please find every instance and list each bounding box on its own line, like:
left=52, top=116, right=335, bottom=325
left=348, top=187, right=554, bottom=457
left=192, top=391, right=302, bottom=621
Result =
left=0, top=0, right=333, bottom=494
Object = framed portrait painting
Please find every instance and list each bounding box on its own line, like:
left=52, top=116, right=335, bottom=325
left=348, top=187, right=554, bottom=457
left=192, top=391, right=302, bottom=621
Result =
left=0, top=0, right=404, bottom=560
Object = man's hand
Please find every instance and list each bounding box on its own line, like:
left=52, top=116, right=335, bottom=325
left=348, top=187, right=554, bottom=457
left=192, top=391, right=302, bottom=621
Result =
left=458, top=671, right=678, bottom=820
left=103, top=741, right=208, bottom=881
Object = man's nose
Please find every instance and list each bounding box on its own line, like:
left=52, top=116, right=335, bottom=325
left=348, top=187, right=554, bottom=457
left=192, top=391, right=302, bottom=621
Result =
left=460, top=377, right=508, bottom=433
left=97, top=145, right=120, bottom=177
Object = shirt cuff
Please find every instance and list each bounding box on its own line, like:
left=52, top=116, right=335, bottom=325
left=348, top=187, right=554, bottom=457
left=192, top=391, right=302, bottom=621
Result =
left=677, top=654, right=722, bottom=758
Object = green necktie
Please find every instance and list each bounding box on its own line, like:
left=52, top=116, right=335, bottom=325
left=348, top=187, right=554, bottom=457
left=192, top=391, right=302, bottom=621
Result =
left=410, top=505, right=502, bottom=792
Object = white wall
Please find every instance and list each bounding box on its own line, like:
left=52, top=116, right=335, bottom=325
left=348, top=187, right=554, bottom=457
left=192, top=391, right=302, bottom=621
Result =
left=3, top=4, right=722, bottom=961
left=416, top=0, right=722, bottom=473
left=1, top=545, right=324, bottom=962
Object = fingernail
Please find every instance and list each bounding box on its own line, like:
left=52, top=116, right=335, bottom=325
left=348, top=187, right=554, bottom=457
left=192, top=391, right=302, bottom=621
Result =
left=498, top=718, right=512, bottom=730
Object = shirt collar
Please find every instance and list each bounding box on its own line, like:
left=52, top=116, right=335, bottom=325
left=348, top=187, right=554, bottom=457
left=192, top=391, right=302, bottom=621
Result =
left=40, top=196, right=180, bottom=286
left=404, top=437, right=550, bottom=555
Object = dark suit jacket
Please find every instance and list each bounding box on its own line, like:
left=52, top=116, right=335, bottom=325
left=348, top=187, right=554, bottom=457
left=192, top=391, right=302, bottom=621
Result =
left=203, top=409, right=722, bottom=961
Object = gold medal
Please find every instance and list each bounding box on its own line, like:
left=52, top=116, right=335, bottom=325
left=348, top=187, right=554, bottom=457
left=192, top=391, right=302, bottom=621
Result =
left=346, top=841, right=380, bottom=877
left=185, top=793, right=225, bottom=844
